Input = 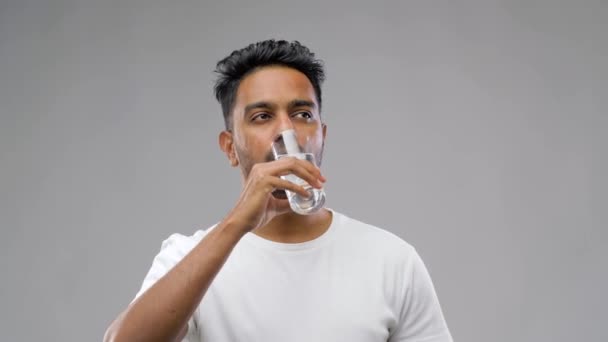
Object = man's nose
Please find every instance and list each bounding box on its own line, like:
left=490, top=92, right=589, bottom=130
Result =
left=276, top=112, right=295, bottom=133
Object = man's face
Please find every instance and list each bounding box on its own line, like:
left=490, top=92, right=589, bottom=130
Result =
left=223, top=65, right=326, bottom=183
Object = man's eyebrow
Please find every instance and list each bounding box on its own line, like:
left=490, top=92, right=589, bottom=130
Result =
left=243, top=99, right=316, bottom=115
left=244, top=101, right=274, bottom=114
left=288, top=99, right=316, bottom=109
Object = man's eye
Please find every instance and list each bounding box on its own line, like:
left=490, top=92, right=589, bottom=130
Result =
left=252, top=113, right=271, bottom=121
left=295, top=112, right=312, bottom=119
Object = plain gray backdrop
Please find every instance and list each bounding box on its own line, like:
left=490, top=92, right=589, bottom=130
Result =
left=1, top=0, right=606, bottom=341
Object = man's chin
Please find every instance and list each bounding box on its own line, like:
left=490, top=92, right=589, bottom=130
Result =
left=270, top=190, right=293, bottom=214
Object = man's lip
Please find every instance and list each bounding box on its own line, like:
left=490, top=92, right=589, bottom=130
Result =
left=272, top=189, right=288, bottom=199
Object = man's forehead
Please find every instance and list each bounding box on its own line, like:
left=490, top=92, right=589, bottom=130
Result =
left=234, top=66, right=318, bottom=109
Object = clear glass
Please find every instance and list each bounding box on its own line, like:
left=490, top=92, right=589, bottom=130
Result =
left=271, top=130, right=326, bottom=215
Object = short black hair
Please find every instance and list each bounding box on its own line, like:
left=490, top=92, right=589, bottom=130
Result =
left=214, top=39, right=326, bottom=130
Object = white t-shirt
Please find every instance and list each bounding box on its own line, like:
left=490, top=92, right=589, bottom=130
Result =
left=133, top=208, right=453, bottom=342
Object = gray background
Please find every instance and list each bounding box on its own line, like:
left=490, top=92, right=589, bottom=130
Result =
left=1, top=0, right=606, bottom=341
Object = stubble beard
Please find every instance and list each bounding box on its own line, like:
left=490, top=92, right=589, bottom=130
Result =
left=234, top=144, right=324, bottom=200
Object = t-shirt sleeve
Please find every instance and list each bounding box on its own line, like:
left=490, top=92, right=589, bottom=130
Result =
left=389, top=248, right=453, bottom=342
left=131, top=232, right=203, bottom=342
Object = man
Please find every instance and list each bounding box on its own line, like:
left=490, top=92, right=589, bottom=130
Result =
left=104, top=39, right=453, bottom=342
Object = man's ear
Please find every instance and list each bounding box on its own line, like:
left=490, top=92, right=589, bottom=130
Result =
left=219, top=130, right=239, bottom=167
left=322, top=122, right=327, bottom=147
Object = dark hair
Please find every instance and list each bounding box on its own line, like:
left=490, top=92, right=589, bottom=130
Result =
left=214, top=39, right=326, bottom=130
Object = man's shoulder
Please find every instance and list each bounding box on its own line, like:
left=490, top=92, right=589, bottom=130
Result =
left=156, top=227, right=210, bottom=253
left=159, top=209, right=416, bottom=258
left=332, top=209, right=416, bottom=256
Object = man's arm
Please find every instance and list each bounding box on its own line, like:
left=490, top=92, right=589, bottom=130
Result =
left=388, top=249, right=453, bottom=342
left=103, top=157, right=326, bottom=342
left=103, top=218, right=246, bottom=342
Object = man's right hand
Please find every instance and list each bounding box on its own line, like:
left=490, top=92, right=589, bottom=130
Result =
left=225, top=156, right=326, bottom=233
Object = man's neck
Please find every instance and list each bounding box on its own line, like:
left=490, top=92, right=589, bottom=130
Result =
left=252, top=208, right=333, bottom=243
